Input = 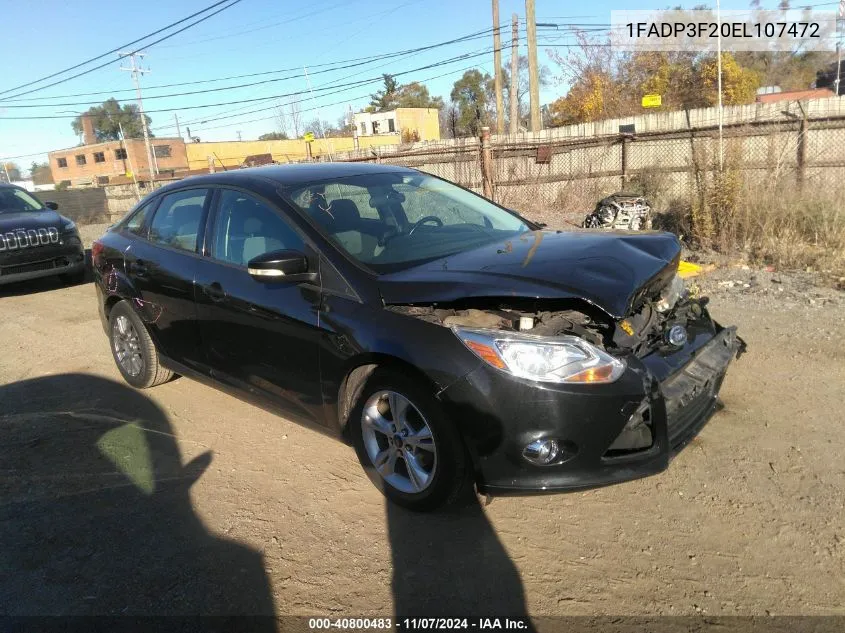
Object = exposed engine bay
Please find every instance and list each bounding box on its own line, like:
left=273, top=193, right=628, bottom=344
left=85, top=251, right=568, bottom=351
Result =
left=387, top=272, right=715, bottom=359
left=583, top=192, right=653, bottom=231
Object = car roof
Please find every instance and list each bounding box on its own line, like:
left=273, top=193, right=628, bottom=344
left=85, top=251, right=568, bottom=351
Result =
left=169, top=162, right=417, bottom=190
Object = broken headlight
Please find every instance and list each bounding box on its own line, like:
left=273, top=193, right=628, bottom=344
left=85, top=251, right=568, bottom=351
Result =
left=453, top=327, right=626, bottom=384
left=655, top=274, right=686, bottom=313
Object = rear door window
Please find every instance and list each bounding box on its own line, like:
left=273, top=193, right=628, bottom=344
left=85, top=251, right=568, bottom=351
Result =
left=148, top=189, right=209, bottom=253
left=210, top=189, right=304, bottom=267
left=123, top=200, right=156, bottom=237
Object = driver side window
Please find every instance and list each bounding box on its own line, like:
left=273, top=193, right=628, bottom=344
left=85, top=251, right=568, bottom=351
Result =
left=210, top=189, right=304, bottom=267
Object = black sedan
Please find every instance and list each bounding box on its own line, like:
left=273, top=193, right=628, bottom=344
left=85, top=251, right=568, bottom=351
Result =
left=0, top=184, right=85, bottom=286
left=92, top=163, right=744, bottom=511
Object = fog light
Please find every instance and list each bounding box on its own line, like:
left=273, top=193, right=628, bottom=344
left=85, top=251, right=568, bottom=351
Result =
left=667, top=324, right=688, bottom=347
left=523, top=439, right=560, bottom=465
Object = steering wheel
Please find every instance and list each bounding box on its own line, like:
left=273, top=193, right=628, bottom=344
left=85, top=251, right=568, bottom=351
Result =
left=380, top=216, right=444, bottom=247
left=406, top=215, right=444, bottom=237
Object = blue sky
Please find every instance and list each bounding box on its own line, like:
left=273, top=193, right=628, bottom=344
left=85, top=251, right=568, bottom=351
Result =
left=0, top=0, right=763, bottom=167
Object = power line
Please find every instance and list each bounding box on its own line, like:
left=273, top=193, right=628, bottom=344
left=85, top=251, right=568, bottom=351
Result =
left=0, top=0, right=244, bottom=102
left=0, top=0, right=236, bottom=99
left=0, top=29, right=495, bottom=108
left=0, top=44, right=507, bottom=121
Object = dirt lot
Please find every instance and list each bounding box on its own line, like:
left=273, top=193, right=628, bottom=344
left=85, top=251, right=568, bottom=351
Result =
left=1, top=225, right=844, bottom=618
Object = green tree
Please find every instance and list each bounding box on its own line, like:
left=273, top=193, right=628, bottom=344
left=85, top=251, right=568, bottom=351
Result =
left=368, top=74, right=399, bottom=111
left=71, top=98, right=152, bottom=142
left=450, top=70, right=491, bottom=136
left=395, top=82, right=444, bottom=109
left=258, top=131, right=289, bottom=140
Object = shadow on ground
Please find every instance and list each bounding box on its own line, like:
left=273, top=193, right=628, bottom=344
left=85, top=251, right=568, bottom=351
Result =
left=387, top=492, right=531, bottom=618
left=0, top=373, right=274, bottom=621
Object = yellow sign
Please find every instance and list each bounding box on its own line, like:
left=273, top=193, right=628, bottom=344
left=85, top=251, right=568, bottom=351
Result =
left=642, top=94, right=662, bottom=108
left=303, top=132, right=315, bottom=142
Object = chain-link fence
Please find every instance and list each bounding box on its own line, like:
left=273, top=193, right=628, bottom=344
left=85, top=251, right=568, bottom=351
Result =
left=329, top=114, right=845, bottom=228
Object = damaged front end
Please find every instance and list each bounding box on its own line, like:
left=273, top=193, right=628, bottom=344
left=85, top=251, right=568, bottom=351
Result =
left=384, top=266, right=745, bottom=493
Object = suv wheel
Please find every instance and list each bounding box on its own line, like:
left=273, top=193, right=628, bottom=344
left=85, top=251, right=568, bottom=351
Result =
left=350, top=369, right=472, bottom=511
left=108, top=300, right=173, bottom=389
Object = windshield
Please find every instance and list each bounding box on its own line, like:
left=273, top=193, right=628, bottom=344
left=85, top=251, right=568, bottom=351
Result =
left=286, top=172, right=531, bottom=272
left=0, top=188, right=44, bottom=215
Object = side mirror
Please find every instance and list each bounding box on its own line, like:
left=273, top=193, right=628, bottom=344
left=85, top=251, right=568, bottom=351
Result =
left=247, top=249, right=318, bottom=284
left=45, top=201, right=59, bottom=210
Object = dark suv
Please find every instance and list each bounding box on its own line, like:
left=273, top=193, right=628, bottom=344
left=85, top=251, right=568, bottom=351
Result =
left=0, top=183, right=85, bottom=286
left=93, top=163, right=743, bottom=511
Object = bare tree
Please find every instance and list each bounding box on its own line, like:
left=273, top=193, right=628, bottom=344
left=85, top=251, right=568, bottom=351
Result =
left=274, top=102, right=288, bottom=138
left=289, top=97, right=302, bottom=138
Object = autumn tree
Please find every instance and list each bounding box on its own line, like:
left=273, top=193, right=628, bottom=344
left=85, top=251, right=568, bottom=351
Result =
left=2, top=162, right=22, bottom=182
left=71, top=98, right=151, bottom=141
left=450, top=70, right=491, bottom=136
left=699, top=53, right=760, bottom=106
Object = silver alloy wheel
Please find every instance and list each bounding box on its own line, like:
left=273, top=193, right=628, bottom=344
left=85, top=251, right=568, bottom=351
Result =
left=361, top=390, right=437, bottom=494
left=112, top=315, right=144, bottom=377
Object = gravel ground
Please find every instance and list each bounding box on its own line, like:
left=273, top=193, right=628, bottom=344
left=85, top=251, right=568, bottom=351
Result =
left=0, top=228, right=843, bottom=619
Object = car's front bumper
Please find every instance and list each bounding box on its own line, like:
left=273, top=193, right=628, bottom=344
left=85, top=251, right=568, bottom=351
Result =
left=0, top=236, right=85, bottom=285
left=438, top=321, right=744, bottom=495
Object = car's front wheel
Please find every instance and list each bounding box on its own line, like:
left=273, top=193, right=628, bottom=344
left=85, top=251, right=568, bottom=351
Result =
left=350, top=369, right=472, bottom=511
left=108, top=300, right=173, bottom=389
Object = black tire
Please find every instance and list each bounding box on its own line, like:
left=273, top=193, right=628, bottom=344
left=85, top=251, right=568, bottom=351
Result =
left=60, top=268, right=86, bottom=285
left=108, top=300, right=173, bottom=389
left=350, top=369, right=473, bottom=512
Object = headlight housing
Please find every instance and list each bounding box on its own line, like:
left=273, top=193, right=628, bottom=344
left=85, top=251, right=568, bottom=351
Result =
left=655, top=274, right=685, bottom=313
left=453, top=327, right=626, bottom=384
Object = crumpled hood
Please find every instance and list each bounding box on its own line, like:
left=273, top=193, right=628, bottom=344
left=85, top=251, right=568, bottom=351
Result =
left=0, top=209, right=64, bottom=232
left=378, top=230, right=681, bottom=318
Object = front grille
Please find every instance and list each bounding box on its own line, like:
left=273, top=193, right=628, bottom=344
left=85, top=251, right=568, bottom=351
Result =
left=0, top=227, right=60, bottom=251
left=666, top=378, right=722, bottom=449
left=0, top=257, right=67, bottom=276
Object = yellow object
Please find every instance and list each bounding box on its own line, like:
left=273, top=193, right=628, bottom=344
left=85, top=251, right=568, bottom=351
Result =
left=185, top=136, right=402, bottom=170
left=642, top=94, right=662, bottom=108
left=677, top=260, right=704, bottom=278
left=303, top=132, right=315, bottom=142
left=619, top=320, right=635, bottom=336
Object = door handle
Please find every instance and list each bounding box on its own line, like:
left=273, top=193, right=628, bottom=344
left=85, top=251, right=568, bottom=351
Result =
left=131, top=260, right=148, bottom=277
left=205, top=282, right=227, bottom=303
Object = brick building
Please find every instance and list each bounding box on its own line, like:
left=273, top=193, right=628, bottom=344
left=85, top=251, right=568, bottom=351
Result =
left=48, top=115, right=188, bottom=186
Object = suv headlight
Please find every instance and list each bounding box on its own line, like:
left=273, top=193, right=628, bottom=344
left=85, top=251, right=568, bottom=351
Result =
left=453, top=327, right=626, bottom=384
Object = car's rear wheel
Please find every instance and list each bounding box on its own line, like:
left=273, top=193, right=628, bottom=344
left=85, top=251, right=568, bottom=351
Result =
left=108, top=300, right=173, bottom=389
left=350, top=369, right=472, bottom=511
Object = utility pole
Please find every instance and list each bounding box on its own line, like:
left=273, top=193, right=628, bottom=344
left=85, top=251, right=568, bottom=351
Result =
left=525, top=0, right=542, bottom=132
left=236, top=130, right=243, bottom=142
left=304, top=66, right=333, bottom=159
left=509, top=13, right=519, bottom=135
left=174, top=114, right=182, bottom=140
left=492, top=0, right=504, bottom=135
left=716, top=0, right=723, bottom=172
left=118, top=121, right=141, bottom=201
left=2, top=162, right=10, bottom=184
left=835, top=0, right=844, bottom=96
left=119, top=51, right=156, bottom=184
